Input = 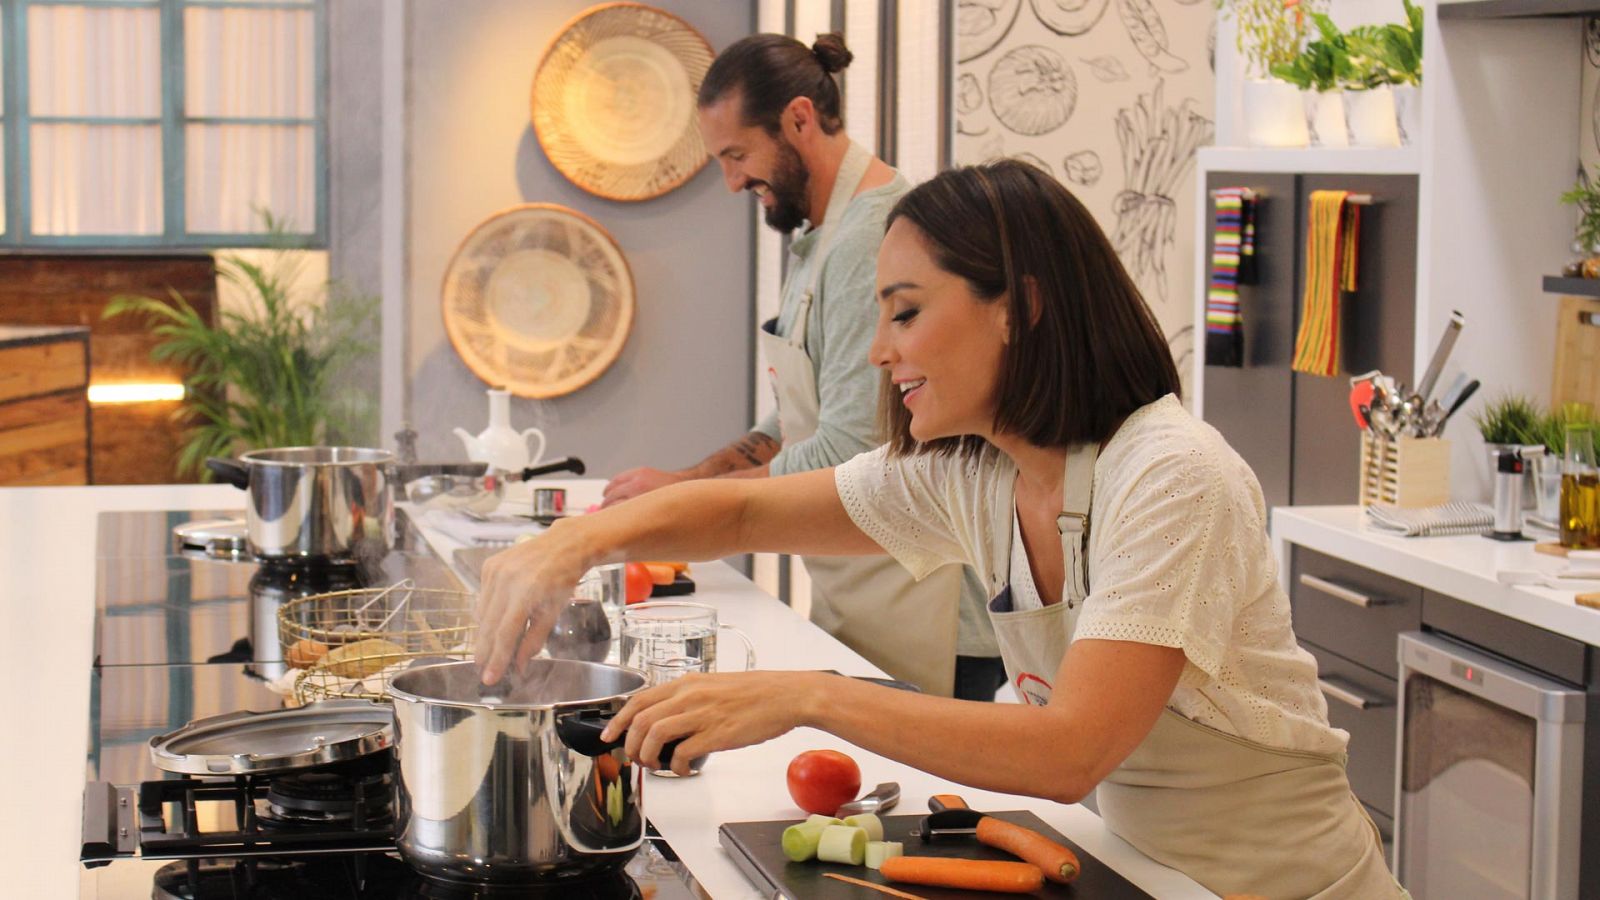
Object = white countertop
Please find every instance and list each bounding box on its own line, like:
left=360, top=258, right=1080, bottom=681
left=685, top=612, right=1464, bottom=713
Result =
left=1272, top=505, right=1600, bottom=646
left=0, top=481, right=1211, bottom=899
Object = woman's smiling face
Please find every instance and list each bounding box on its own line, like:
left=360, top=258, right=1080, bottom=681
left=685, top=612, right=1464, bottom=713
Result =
left=870, top=218, right=1010, bottom=444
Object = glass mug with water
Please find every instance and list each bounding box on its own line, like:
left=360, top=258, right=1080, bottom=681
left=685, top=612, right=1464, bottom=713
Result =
left=620, top=601, right=756, bottom=776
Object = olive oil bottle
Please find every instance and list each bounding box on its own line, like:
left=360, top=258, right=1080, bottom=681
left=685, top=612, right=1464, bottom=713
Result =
left=1562, top=426, right=1600, bottom=549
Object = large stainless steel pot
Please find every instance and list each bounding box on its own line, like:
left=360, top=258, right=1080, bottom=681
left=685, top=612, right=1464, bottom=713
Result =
left=387, top=659, right=657, bottom=884
left=207, top=447, right=395, bottom=560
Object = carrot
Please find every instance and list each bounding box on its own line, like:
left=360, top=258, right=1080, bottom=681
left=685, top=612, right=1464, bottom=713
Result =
left=976, top=815, right=1081, bottom=884
left=640, top=561, right=689, bottom=573
left=879, top=856, right=1044, bottom=893
left=929, top=794, right=968, bottom=810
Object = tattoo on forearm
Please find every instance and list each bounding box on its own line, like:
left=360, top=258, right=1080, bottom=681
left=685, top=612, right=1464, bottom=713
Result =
left=733, top=433, right=779, bottom=467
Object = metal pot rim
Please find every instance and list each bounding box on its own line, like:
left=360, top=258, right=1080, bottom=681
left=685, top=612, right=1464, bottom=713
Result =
left=387, top=659, right=648, bottom=711
left=240, top=446, right=396, bottom=467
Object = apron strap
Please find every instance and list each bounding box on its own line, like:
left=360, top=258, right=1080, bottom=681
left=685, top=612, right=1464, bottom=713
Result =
left=1056, top=442, right=1098, bottom=607
left=785, top=140, right=874, bottom=349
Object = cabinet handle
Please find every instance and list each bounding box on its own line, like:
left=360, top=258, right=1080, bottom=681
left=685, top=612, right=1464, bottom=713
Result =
left=1298, top=573, right=1379, bottom=609
left=1318, top=677, right=1389, bottom=710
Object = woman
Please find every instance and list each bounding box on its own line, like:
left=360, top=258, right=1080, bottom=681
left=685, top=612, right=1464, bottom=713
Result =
left=477, top=161, right=1405, bottom=899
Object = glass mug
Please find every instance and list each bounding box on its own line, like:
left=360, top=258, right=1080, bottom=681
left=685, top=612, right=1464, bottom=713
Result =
left=620, top=601, right=756, bottom=777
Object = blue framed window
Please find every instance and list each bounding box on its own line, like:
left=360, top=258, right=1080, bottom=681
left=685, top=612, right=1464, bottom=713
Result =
left=1, top=0, right=325, bottom=248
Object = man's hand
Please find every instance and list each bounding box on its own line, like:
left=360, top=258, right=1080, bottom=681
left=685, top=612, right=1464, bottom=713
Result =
left=602, top=467, right=686, bottom=507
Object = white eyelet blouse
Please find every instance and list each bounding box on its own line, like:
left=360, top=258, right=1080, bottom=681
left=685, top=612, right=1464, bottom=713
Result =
left=835, top=395, right=1348, bottom=756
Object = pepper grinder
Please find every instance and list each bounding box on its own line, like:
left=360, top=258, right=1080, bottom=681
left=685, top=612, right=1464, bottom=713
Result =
left=1488, top=448, right=1530, bottom=541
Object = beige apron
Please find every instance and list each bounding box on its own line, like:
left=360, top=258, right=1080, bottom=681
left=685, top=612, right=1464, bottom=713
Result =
left=756, top=141, right=962, bottom=696
left=986, top=443, right=1407, bottom=899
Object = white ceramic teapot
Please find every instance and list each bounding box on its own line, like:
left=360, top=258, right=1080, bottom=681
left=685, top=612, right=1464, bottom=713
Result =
left=453, top=388, right=546, bottom=473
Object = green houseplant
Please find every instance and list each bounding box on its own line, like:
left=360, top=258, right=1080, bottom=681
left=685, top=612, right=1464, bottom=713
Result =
left=1470, top=393, right=1543, bottom=447
left=1560, top=170, right=1600, bottom=274
left=105, top=222, right=378, bottom=478
left=1270, top=11, right=1354, bottom=146
left=1219, top=0, right=1323, bottom=146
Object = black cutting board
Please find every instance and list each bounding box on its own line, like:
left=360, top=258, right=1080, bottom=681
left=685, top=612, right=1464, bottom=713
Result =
left=719, top=810, right=1153, bottom=899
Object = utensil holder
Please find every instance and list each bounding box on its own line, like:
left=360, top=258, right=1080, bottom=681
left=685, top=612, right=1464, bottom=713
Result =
left=1360, top=434, right=1451, bottom=508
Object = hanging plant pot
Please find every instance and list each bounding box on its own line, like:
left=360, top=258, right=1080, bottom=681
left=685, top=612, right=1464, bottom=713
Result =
left=1393, top=84, right=1421, bottom=146
left=1303, top=89, right=1349, bottom=148
left=1242, top=79, right=1310, bottom=148
left=1345, top=86, right=1402, bottom=147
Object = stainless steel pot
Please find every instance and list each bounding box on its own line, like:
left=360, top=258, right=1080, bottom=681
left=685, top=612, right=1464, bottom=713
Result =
left=387, top=659, right=656, bottom=884
left=207, top=447, right=395, bottom=560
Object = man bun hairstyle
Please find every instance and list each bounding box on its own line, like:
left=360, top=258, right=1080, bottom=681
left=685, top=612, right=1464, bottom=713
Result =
left=698, top=32, right=850, bottom=135
left=881, top=159, right=1182, bottom=457
left=810, top=33, right=853, bottom=74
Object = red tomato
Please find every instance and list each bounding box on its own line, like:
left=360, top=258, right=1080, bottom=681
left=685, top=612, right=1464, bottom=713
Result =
left=786, top=749, right=862, bottom=816
left=623, top=563, right=654, bottom=605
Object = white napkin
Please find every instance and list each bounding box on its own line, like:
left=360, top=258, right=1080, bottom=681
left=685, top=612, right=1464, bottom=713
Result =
left=425, top=509, right=545, bottom=547
left=1366, top=501, right=1493, bottom=537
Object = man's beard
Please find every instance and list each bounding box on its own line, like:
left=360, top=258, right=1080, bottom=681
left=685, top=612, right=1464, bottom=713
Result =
left=759, top=136, right=810, bottom=233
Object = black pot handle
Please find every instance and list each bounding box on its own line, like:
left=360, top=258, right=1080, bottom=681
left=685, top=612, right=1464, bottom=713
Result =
left=204, top=457, right=250, bottom=489
left=520, top=457, right=586, bottom=480
left=555, top=708, right=680, bottom=767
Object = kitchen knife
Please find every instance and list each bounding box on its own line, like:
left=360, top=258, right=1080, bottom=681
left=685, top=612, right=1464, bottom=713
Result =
left=837, top=782, right=901, bottom=816
left=1435, top=379, right=1480, bottom=435
left=1417, top=310, right=1465, bottom=403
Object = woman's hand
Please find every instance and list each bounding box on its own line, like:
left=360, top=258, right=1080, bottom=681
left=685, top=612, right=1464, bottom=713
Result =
left=475, top=518, right=593, bottom=685
left=601, top=671, right=822, bottom=776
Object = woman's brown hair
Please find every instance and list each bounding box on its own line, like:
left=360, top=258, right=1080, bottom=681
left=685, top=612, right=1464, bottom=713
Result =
left=881, top=159, right=1181, bottom=456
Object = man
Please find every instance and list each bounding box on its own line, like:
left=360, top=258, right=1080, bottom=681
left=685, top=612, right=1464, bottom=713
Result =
left=601, top=32, right=1003, bottom=699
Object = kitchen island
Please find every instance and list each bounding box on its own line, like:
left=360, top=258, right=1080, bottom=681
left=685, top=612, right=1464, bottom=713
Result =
left=0, top=481, right=1212, bottom=899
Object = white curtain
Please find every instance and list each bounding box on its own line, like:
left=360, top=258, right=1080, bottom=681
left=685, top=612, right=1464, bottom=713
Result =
left=27, top=4, right=162, bottom=235
left=185, top=5, right=315, bottom=233
left=23, top=2, right=315, bottom=238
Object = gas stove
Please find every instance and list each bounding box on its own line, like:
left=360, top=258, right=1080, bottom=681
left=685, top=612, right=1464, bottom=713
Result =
left=81, top=510, right=701, bottom=900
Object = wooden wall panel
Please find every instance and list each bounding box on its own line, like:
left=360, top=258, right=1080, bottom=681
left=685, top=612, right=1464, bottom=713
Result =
left=0, top=255, right=216, bottom=483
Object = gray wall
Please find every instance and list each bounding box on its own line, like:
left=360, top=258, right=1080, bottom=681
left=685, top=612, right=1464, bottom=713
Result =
left=327, top=0, right=384, bottom=446
left=403, top=0, right=756, bottom=474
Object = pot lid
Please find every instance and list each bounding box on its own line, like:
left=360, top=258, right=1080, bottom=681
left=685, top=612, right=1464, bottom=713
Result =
left=172, top=518, right=250, bottom=559
left=149, top=699, right=394, bottom=775
left=388, top=659, right=644, bottom=710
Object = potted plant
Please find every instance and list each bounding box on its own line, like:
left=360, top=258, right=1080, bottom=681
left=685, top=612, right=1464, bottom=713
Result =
left=105, top=221, right=378, bottom=479
left=1559, top=170, right=1600, bottom=278
left=1343, top=0, right=1422, bottom=147
left=1470, top=393, right=1544, bottom=502
left=1220, top=0, right=1320, bottom=147
left=1270, top=12, right=1353, bottom=147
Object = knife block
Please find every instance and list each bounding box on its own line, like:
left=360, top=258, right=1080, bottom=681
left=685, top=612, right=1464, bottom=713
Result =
left=1360, top=434, right=1451, bottom=508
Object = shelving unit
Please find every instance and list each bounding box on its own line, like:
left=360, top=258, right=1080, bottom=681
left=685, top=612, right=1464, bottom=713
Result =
left=1197, top=146, right=1421, bottom=176
left=1544, top=275, right=1600, bottom=296
left=1438, top=0, right=1600, bottom=20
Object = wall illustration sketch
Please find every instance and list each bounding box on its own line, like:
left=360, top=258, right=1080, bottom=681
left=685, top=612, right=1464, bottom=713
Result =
left=954, top=0, right=1215, bottom=396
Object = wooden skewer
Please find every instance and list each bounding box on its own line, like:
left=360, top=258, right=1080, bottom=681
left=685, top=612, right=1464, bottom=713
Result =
left=821, top=872, right=931, bottom=900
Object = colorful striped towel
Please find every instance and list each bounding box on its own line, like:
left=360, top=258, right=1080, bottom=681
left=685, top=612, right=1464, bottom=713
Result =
left=1205, top=187, right=1257, bottom=368
left=1292, top=190, right=1361, bottom=377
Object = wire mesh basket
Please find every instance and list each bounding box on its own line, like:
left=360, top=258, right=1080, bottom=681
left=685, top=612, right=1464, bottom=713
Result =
left=278, top=580, right=476, bottom=704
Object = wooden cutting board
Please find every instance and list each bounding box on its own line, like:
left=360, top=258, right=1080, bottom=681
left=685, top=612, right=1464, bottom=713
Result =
left=719, top=809, right=1153, bottom=899
left=1552, top=294, right=1600, bottom=412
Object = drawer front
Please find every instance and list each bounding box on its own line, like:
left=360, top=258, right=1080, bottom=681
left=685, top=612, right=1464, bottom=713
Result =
left=1291, top=545, right=1421, bottom=676
left=0, top=339, right=87, bottom=403
left=0, top=392, right=88, bottom=485
left=1304, top=641, right=1398, bottom=818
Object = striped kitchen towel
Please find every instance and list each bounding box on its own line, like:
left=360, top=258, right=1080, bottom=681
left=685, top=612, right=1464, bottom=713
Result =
left=1366, top=501, right=1493, bottom=537
left=1291, top=190, right=1362, bottom=377
left=1205, top=187, right=1257, bottom=368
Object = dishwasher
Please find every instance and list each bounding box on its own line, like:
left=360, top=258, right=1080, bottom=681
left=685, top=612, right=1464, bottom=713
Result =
left=1394, top=631, right=1586, bottom=900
